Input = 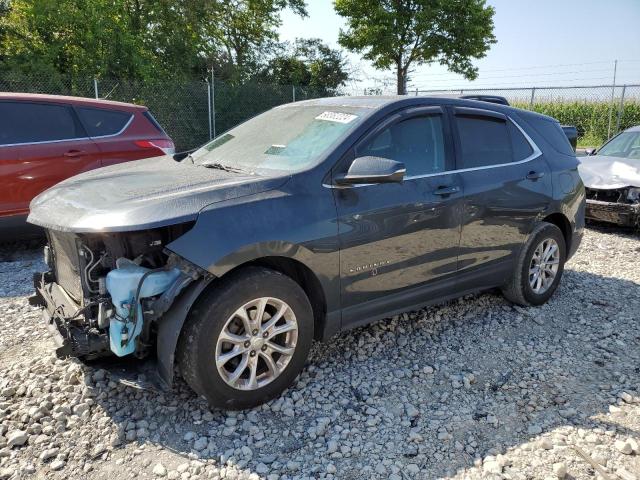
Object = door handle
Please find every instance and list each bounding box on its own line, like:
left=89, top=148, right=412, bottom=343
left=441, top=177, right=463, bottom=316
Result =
left=526, top=171, right=545, bottom=180
left=433, top=185, right=460, bottom=196
left=64, top=150, right=87, bottom=157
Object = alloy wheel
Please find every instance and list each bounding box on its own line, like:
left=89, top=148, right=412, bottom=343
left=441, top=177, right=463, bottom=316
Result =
left=215, top=297, right=298, bottom=390
left=528, top=238, right=560, bottom=295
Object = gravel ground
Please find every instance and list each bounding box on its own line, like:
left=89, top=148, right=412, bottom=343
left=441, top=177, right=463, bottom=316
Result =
left=0, top=227, right=639, bottom=480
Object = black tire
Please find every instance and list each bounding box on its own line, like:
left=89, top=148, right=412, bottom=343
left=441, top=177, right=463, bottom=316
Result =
left=502, top=222, right=566, bottom=306
left=177, top=266, right=314, bottom=410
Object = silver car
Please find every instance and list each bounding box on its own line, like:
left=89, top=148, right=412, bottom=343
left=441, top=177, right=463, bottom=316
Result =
left=579, top=125, right=640, bottom=227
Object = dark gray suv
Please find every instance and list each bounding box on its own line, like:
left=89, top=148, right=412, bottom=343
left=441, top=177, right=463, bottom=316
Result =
left=29, top=96, right=585, bottom=409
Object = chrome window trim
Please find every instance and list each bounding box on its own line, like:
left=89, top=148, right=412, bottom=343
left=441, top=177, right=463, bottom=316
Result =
left=0, top=136, right=92, bottom=148
left=0, top=113, right=134, bottom=148
left=325, top=115, right=542, bottom=188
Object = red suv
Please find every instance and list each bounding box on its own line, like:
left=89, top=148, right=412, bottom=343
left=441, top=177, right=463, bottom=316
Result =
left=0, top=93, right=175, bottom=238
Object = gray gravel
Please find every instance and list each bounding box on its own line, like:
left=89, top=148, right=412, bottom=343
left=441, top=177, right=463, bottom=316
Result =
left=0, top=227, right=639, bottom=479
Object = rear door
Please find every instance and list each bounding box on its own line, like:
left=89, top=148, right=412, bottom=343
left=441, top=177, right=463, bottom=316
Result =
left=75, top=106, right=173, bottom=167
left=0, top=101, right=101, bottom=218
left=334, top=106, right=463, bottom=326
left=451, top=107, right=552, bottom=285
left=74, top=105, right=138, bottom=167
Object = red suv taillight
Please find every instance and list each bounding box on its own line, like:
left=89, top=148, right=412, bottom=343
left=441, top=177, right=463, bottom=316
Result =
left=135, top=139, right=175, bottom=155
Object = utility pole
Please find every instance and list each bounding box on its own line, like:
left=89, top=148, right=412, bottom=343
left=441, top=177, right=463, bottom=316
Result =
left=607, top=59, right=618, bottom=139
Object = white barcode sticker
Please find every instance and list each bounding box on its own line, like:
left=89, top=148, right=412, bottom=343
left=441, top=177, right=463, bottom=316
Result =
left=315, top=111, right=358, bottom=124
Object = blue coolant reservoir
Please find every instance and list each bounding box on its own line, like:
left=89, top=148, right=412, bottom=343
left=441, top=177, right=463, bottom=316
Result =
left=106, top=262, right=181, bottom=357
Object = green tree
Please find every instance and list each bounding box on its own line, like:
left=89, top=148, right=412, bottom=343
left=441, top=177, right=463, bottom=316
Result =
left=257, top=38, right=350, bottom=94
left=0, top=0, right=307, bottom=83
left=334, top=0, right=496, bottom=94
left=203, top=0, right=308, bottom=82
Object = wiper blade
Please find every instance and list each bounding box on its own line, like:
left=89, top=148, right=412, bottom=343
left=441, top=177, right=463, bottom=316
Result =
left=201, top=162, right=246, bottom=173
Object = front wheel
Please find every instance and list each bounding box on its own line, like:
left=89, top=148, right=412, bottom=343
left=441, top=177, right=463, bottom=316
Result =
left=177, top=267, right=314, bottom=410
left=502, top=222, right=566, bottom=306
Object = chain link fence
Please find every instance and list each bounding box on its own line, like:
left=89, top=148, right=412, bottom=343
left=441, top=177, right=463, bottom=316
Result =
left=0, top=73, right=328, bottom=152
left=2, top=72, right=639, bottom=149
left=415, top=85, right=640, bottom=147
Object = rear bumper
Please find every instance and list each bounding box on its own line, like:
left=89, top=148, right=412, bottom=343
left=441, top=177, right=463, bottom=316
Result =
left=585, top=199, right=640, bottom=227
left=31, top=272, right=109, bottom=358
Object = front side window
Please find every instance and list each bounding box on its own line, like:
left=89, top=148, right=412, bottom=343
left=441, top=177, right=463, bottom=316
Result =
left=76, top=107, right=132, bottom=137
left=0, top=101, right=82, bottom=145
left=359, top=115, right=446, bottom=176
left=456, top=115, right=512, bottom=168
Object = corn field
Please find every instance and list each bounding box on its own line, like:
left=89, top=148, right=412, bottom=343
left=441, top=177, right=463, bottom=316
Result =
left=418, top=85, right=640, bottom=148
left=513, top=101, right=640, bottom=147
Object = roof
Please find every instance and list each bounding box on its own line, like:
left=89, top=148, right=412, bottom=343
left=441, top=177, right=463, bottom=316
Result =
left=287, top=94, right=556, bottom=122
left=0, top=92, right=146, bottom=110
left=624, top=125, right=640, bottom=132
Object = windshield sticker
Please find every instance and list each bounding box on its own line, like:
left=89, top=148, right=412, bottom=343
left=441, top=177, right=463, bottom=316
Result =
left=315, top=111, right=358, bottom=124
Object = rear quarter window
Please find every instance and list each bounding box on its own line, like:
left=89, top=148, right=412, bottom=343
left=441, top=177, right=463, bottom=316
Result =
left=507, top=120, right=534, bottom=160
left=143, top=111, right=168, bottom=135
left=76, top=107, right=132, bottom=137
left=530, top=118, right=574, bottom=156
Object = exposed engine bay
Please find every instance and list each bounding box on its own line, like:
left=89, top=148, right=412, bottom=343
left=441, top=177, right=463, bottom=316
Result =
left=31, top=223, right=206, bottom=360
left=584, top=186, right=640, bottom=227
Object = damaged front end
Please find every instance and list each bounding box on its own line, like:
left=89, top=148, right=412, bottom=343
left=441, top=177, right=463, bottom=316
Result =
left=30, top=224, right=206, bottom=362
left=584, top=187, right=640, bottom=227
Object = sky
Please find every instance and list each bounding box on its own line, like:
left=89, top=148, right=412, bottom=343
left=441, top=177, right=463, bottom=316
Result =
left=278, top=0, right=640, bottom=93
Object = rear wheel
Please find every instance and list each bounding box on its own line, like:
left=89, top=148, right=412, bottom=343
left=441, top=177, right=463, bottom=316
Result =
left=177, top=267, right=313, bottom=410
left=502, top=222, right=566, bottom=306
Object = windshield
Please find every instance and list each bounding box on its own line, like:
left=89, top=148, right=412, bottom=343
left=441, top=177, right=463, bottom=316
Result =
left=597, top=131, right=640, bottom=159
left=190, top=105, right=369, bottom=173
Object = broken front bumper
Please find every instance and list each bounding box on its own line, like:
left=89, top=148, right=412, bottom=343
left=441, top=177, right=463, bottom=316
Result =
left=29, top=272, right=109, bottom=359
left=585, top=199, right=640, bottom=227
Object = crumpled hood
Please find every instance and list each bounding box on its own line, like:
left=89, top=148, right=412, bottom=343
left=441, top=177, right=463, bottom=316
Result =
left=28, top=156, right=288, bottom=232
left=578, top=155, right=640, bottom=189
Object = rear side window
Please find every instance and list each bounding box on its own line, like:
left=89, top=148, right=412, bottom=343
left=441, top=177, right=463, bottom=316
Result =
left=76, top=107, right=132, bottom=137
left=530, top=119, right=574, bottom=156
left=456, top=115, right=512, bottom=168
left=508, top=120, right=534, bottom=160
left=0, top=101, right=83, bottom=145
left=359, top=115, right=446, bottom=176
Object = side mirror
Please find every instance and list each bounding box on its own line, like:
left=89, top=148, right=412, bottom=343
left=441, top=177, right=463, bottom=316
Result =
left=584, top=148, right=596, bottom=156
left=335, top=156, right=405, bottom=185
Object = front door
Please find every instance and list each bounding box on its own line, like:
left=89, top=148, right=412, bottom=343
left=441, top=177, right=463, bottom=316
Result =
left=332, top=106, right=463, bottom=327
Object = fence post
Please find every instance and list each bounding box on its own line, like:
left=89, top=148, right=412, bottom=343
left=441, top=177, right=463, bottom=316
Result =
left=292, top=86, right=296, bottom=102
left=206, top=79, right=212, bottom=140
left=93, top=78, right=99, bottom=99
left=615, top=85, right=626, bottom=134
left=607, top=60, right=618, bottom=139
left=211, top=68, right=216, bottom=138
left=529, top=88, right=536, bottom=109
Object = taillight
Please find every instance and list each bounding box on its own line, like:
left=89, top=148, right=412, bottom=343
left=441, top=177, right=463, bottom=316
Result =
left=135, top=139, right=176, bottom=155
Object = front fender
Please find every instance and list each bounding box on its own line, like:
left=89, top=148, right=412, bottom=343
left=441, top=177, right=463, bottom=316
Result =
left=165, top=186, right=341, bottom=314
left=156, top=277, right=214, bottom=388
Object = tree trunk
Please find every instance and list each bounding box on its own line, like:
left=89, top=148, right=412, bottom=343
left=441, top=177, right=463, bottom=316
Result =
left=396, top=63, right=405, bottom=95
